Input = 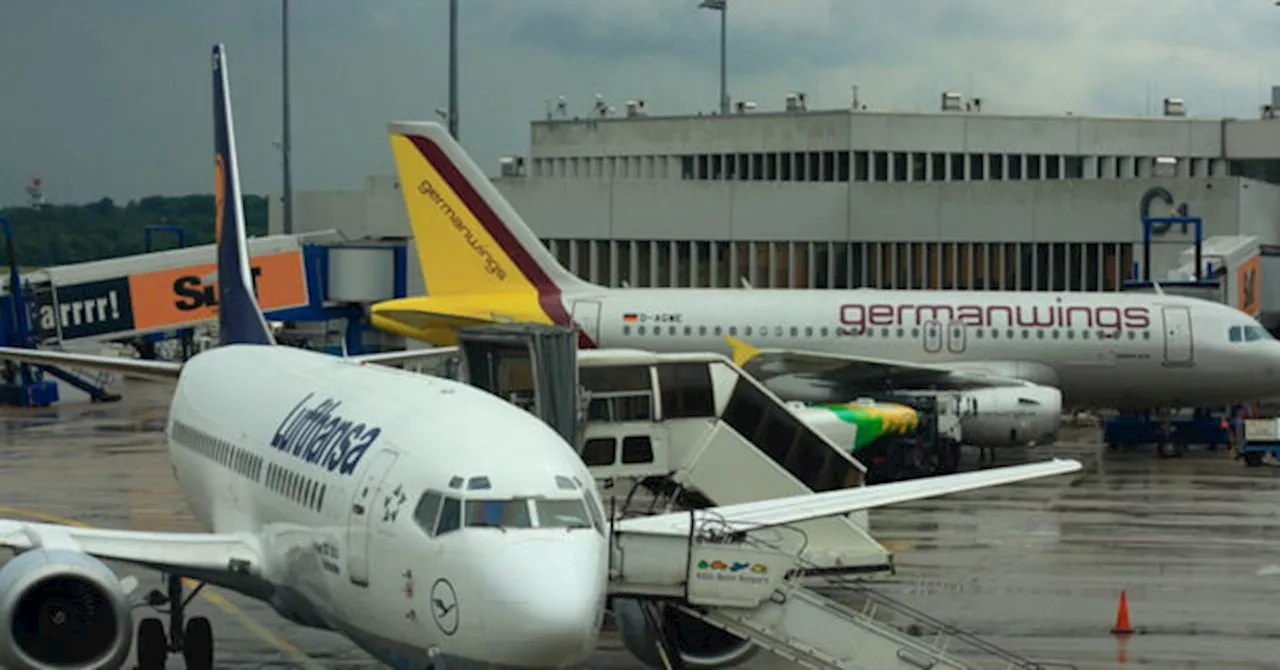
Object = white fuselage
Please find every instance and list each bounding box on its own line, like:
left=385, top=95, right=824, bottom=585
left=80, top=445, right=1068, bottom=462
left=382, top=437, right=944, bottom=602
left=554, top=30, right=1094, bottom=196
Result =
left=164, top=345, right=610, bottom=669
left=567, top=288, right=1280, bottom=410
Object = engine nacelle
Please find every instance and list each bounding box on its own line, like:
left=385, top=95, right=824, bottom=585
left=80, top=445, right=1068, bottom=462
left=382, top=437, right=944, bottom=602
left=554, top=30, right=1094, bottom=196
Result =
left=954, top=384, right=1062, bottom=448
left=0, top=549, right=134, bottom=670
left=613, top=598, right=758, bottom=669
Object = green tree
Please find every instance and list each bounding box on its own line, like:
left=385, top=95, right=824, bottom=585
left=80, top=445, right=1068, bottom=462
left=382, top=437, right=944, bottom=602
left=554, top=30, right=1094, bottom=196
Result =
left=0, top=195, right=270, bottom=267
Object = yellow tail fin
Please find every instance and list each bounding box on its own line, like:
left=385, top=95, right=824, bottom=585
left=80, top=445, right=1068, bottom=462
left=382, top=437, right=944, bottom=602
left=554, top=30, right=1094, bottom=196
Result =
left=386, top=122, right=595, bottom=299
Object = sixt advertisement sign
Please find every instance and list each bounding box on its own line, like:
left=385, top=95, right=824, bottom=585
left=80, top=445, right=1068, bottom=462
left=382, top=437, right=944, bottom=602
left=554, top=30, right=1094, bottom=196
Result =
left=270, top=393, right=382, bottom=475
left=33, top=277, right=136, bottom=341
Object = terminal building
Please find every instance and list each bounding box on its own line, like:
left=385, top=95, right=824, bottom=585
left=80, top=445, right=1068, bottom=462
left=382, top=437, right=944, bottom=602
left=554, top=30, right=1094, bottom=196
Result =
left=271, top=87, right=1280, bottom=327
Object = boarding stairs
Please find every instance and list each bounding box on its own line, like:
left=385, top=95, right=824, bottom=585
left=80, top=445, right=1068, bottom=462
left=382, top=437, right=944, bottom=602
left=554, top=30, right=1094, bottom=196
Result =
left=610, top=522, right=1074, bottom=670
left=576, top=349, right=894, bottom=575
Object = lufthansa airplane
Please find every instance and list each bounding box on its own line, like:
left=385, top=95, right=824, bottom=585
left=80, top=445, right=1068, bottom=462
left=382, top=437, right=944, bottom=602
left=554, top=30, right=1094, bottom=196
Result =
left=369, top=121, right=1280, bottom=448
left=0, top=45, right=1082, bottom=670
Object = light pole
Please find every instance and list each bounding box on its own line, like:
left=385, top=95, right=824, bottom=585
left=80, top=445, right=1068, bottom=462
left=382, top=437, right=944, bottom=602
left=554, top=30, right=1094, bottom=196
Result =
left=448, top=0, right=459, bottom=139
left=698, top=0, right=728, bottom=114
left=281, top=0, right=294, bottom=235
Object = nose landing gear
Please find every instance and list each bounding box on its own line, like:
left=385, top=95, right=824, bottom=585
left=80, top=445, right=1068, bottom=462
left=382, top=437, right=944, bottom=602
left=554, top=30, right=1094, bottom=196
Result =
left=135, top=573, right=214, bottom=670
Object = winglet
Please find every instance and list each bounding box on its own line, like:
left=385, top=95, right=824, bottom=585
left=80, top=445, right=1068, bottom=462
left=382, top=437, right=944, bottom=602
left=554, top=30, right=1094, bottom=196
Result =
left=212, top=43, right=275, bottom=347
left=725, top=336, right=760, bottom=367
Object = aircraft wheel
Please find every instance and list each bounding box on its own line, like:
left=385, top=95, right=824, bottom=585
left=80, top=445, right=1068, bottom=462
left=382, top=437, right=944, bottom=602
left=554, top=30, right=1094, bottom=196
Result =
left=182, top=616, right=214, bottom=670
left=1156, top=441, right=1184, bottom=459
left=136, top=617, right=168, bottom=670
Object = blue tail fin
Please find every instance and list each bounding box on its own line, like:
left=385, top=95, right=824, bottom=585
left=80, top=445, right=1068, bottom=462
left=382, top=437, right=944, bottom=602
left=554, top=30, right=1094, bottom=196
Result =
left=212, top=44, right=275, bottom=347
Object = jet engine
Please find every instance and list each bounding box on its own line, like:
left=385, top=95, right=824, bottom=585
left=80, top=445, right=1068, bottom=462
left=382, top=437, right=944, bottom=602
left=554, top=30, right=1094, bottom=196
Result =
left=953, top=384, right=1062, bottom=448
left=0, top=548, right=134, bottom=670
left=613, top=598, right=759, bottom=669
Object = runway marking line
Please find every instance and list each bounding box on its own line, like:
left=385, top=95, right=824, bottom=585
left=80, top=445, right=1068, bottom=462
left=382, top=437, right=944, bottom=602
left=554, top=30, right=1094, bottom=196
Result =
left=0, top=504, right=322, bottom=669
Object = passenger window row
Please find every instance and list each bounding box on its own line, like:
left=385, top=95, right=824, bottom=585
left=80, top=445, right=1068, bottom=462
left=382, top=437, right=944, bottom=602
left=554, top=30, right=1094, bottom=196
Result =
left=582, top=435, right=655, bottom=467
left=622, top=323, right=1153, bottom=341
left=264, top=462, right=326, bottom=512
left=171, top=421, right=263, bottom=483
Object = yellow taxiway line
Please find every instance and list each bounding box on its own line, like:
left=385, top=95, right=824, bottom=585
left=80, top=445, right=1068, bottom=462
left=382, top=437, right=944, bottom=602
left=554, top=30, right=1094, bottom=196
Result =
left=0, top=504, right=322, bottom=669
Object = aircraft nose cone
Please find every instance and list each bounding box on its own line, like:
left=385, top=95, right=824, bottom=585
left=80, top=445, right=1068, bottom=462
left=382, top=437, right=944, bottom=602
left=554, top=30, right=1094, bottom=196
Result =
left=480, top=537, right=606, bottom=666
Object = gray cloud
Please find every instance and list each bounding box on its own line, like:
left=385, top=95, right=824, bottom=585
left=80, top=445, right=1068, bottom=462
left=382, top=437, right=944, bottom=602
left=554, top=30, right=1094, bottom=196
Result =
left=5, top=1, right=1280, bottom=209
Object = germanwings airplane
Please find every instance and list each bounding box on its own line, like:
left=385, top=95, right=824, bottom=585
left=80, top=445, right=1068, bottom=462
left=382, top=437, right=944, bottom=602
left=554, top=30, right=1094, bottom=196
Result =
left=0, top=45, right=1081, bottom=670
left=370, top=121, right=1280, bottom=449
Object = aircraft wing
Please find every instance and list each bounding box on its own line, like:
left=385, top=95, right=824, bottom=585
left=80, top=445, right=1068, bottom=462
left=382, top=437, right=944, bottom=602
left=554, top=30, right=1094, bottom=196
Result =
left=0, top=346, right=182, bottom=381
left=0, top=519, right=268, bottom=596
left=724, top=336, right=1036, bottom=391
left=348, top=346, right=460, bottom=367
left=615, top=459, right=1081, bottom=536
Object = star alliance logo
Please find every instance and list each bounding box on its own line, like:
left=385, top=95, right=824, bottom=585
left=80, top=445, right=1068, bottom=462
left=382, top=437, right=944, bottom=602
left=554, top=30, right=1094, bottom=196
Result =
left=383, top=484, right=408, bottom=523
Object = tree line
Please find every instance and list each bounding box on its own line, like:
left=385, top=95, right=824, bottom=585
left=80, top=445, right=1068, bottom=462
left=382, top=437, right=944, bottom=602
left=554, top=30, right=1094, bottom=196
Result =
left=0, top=195, right=269, bottom=268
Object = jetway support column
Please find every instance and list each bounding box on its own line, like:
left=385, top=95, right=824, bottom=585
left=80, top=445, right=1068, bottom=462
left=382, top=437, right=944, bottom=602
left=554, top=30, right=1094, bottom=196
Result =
left=456, top=324, right=582, bottom=447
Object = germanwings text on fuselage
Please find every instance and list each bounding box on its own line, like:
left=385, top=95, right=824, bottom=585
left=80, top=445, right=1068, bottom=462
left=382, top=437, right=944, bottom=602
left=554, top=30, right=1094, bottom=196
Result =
left=269, top=393, right=381, bottom=475
left=838, top=302, right=1152, bottom=332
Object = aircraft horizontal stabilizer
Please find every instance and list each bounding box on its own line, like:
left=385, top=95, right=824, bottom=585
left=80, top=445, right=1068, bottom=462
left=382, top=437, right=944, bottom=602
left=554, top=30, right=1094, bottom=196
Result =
left=616, top=458, right=1082, bottom=536
left=0, top=518, right=264, bottom=589
left=0, top=346, right=183, bottom=381
left=724, top=336, right=1036, bottom=391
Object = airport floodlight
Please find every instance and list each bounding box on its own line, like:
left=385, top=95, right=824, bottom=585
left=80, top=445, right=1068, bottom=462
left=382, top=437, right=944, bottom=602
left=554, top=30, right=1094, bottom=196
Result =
left=698, top=0, right=728, bottom=114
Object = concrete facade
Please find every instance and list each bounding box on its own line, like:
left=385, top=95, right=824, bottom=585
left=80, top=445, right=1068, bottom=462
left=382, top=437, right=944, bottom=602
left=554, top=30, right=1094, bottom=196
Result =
left=271, top=94, right=1280, bottom=295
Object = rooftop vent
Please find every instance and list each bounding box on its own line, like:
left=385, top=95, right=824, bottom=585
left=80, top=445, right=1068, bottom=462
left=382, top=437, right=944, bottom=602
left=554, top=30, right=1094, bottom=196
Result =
left=735, top=100, right=757, bottom=114
left=785, top=92, right=807, bottom=112
left=592, top=94, right=614, bottom=118
left=1162, top=97, right=1186, bottom=117
left=499, top=156, right=525, bottom=177
left=625, top=100, right=648, bottom=118
left=965, top=97, right=983, bottom=112
left=940, top=92, right=963, bottom=111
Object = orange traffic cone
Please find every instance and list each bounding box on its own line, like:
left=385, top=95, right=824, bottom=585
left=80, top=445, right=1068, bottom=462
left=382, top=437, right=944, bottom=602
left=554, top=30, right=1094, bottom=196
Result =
left=1111, top=590, right=1134, bottom=635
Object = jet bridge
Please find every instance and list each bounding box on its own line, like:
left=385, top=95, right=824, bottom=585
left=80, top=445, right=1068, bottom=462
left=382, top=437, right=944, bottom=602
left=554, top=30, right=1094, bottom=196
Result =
left=608, top=519, right=1066, bottom=670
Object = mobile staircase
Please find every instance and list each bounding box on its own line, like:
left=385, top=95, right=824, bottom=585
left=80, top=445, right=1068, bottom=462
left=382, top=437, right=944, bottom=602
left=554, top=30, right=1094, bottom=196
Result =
left=609, top=514, right=1076, bottom=670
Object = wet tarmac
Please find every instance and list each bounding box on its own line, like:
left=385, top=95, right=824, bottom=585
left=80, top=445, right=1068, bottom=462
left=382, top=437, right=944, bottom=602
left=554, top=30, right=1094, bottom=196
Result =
left=2, top=378, right=1279, bottom=669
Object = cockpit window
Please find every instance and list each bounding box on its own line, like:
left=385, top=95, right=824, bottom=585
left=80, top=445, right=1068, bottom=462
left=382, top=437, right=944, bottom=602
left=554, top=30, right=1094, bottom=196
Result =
left=535, top=499, right=593, bottom=529
left=413, top=491, right=443, bottom=535
left=1230, top=325, right=1272, bottom=343
left=437, top=497, right=462, bottom=535
left=465, top=499, right=533, bottom=528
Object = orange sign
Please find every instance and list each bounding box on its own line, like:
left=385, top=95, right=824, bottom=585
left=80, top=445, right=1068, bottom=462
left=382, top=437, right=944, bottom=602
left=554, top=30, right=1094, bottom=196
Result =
left=1237, top=254, right=1261, bottom=316
left=127, top=250, right=309, bottom=330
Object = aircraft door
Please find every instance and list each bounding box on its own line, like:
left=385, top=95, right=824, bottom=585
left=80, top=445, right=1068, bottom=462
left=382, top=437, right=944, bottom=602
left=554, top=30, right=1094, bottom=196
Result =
left=922, top=319, right=943, bottom=353
left=572, top=300, right=603, bottom=345
left=346, top=449, right=399, bottom=587
left=1161, top=305, right=1194, bottom=366
left=946, top=320, right=968, bottom=354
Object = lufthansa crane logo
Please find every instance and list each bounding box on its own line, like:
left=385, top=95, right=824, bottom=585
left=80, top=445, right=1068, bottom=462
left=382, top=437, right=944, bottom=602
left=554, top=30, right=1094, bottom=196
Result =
left=430, top=578, right=459, bottom=636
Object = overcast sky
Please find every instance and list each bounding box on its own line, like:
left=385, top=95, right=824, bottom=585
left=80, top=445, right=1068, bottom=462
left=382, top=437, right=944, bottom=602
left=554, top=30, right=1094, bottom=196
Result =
left=4, top=0, right=1280, bottom=207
